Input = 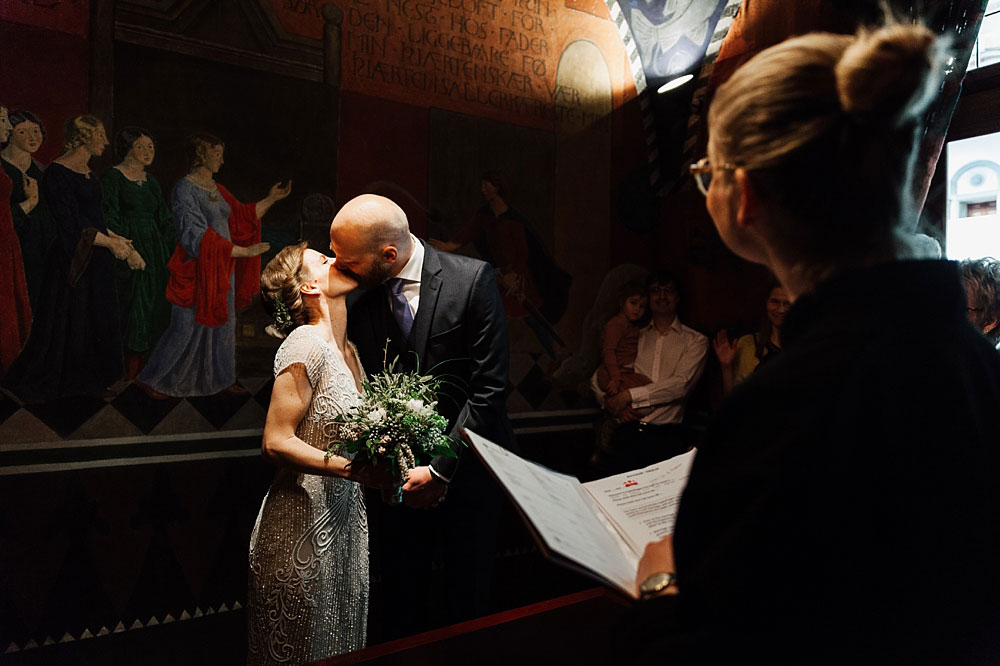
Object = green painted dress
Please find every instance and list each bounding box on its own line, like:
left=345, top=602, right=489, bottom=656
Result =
left=101, top=168, right=176, bottom=354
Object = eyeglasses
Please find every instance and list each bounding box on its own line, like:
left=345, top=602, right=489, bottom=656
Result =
left=689, top=157, right=738, bottom=196
left=767, top=298, right=793, bottom=309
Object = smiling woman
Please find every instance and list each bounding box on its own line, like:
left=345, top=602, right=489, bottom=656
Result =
left=0, top=109, right=54, bottom=310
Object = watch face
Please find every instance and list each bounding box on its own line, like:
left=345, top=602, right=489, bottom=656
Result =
left=641, top=572, right=674, bottom=594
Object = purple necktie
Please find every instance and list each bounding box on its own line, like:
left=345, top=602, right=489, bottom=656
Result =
left=386, top=278, right=414, bottom=339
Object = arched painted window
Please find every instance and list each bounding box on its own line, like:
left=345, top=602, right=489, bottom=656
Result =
left=950, top=160, right=1000, bottom=219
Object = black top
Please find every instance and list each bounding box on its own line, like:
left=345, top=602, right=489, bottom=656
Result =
left=2, top=158, right=54, bottom=308
left=630, top=260, right=1000, bottom=665
left=1, top=163, right=122, bottom=401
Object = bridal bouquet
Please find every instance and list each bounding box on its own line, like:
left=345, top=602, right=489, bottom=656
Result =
left=326, top=354, right=457, bottom=503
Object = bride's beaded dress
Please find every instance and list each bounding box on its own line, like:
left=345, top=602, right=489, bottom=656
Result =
left=248, top=325, right=368, bottom=664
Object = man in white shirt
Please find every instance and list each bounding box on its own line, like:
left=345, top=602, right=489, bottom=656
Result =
left=593, top=270, right=708, bottom=472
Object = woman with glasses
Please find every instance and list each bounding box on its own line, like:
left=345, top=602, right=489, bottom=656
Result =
left=629, top=22, right=1000, bottom=665
left=712, top=281, right=791, bottom=394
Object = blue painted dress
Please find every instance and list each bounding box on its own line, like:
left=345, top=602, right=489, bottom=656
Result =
left=138, top=178, right=245, bottom=396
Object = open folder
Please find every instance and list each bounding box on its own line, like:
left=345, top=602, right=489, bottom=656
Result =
left=461, top=428, right=695, bottom=599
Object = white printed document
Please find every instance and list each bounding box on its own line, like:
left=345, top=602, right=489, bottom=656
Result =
left=461, top=428, right=695, bottom=599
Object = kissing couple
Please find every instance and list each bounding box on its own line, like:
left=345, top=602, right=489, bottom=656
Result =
left=246, top=194, right=517, bottom=664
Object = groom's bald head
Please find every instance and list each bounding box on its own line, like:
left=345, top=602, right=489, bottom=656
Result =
left=329, top=194, right=414, bottom=288
left=332, top=194, right=410, bottom=252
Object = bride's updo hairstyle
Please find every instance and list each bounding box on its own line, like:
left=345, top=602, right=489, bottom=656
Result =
left=260, top=241, right=313, bottom=338
left=707, top=22, right=947, bottom=273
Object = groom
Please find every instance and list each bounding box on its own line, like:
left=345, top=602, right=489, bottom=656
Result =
left=330, top=194, right=516, bottom=638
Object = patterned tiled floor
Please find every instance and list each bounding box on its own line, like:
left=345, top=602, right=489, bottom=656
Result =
left=0, top=352, right=588, bottom=449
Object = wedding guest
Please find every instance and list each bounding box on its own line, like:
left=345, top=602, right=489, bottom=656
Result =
left=712, top=281, right=791, bottom=393
left=249, top=242, right=392, bottom=665
left=592, top=270, right=708, bottom=473
left=630, top=22, right=1000, bottom=665
left=1, top=109, right=54, bottom=310
left=960, top=257, right=1000, bottom=349
left=137, top=133, right=287, bottom=398
left=0, top=104, right=31, bottom=374
left=3, top=115, right=133, bottom=400
left=102, top=127, right=176, bottom=380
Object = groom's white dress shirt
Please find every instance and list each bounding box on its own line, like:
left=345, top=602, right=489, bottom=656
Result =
left=384, top=234, right=423, bottom=318
left=591, top=317, right=707, bottom=426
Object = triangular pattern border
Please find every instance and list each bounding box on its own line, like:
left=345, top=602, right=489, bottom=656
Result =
left=4, top=601, right=244, bottom=651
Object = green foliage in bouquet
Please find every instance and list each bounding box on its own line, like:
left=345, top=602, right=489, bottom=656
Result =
left=325, top=353, right=458, bottom=483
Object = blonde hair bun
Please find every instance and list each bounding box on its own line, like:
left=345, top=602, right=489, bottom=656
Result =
left=260, top=241, right=312, bottom=336
left=835, top=23, right=943, bottom=127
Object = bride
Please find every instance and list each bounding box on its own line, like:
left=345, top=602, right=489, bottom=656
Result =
left=249, top=241, right=390, bottom=664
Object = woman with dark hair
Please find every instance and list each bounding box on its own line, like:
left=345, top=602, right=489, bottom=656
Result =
left=712, top=281, right=791, bottom=393
left=3, top=115, right=132, bottom=400
left=630, top=22, right=1000, bottom=664
left=1, top=109, right=54, bottom=308
left=137, top=132, right=288, bottom=397
left=101, top=126, right=175, bottom=380
left=0, top=104, right=32, bottom=374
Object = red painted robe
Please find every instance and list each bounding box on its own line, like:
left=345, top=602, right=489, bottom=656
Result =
left=0, top=168, right=32, bottom=372
left=163, top=184, right=260, bottom=327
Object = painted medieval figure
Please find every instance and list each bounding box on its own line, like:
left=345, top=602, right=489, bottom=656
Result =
left=1, top=109, right=54, bottom=311
left=3, top=115, right=132, bottom=400
left=101, top=126, right=175, bottom=381
left=0, top=104, right=32, bottom=374
left=430, top=171, right=572, bottom=357
left=136, top=133, right=287, bottom=398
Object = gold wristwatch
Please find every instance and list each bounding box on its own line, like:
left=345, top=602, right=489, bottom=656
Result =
left=639, top=572, right=677, bottom=598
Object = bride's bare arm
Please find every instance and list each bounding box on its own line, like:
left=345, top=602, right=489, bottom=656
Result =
left=262, top=363, right=351, bottom=476
left=262, top=363, right=394, bottom=488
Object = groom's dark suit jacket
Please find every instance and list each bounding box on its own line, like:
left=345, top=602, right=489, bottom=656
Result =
left=347, top=240, right=517, bottom=480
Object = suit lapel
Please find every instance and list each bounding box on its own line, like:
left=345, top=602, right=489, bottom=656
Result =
left=409, top=241, right=442, bottom=369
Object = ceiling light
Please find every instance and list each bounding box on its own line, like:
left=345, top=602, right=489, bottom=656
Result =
left=657, top=74, right=694, bottom=94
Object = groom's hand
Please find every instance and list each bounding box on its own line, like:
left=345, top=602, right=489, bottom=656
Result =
left=402, top=466, right=447, bottom=508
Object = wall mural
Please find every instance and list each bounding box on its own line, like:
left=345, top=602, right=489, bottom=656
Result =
left=0, top=0, right=633, bottom=456
left=0, top=0, right=987, bottom=457
left=268, top=0, right=619, bottom=129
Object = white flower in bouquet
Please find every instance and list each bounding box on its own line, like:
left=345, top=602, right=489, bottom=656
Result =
left=325, top=345, right=463, bottom=504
